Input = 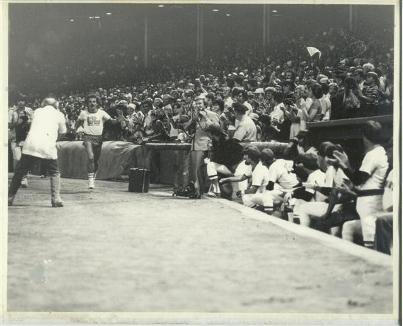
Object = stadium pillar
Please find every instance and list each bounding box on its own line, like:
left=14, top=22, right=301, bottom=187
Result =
left=144, top=15, right=148, bottom=68
left=262, top=4, right=270, bottom=57
left=349, top=5, right=353, bottom=32
left=196, top=5, right=204, bottom=61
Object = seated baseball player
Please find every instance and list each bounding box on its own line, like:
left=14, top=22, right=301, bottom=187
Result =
left=263, top=142, right=301, bottom=214
left=241, top=147, right=275, bottom=212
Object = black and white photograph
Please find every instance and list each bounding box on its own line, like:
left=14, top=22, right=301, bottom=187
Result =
left=1, top=1, right=400, bottom=325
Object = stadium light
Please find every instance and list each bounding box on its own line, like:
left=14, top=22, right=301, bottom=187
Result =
left=158, top=4, right=164, bottom=8
left=212, top=9, right=219, bottom=12
left=105, top=12, right=112, bottom=15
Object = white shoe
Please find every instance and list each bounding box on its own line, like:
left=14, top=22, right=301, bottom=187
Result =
left=88, top=177, right=95, bottom=189
left=21, top=177, right=28, bottom=188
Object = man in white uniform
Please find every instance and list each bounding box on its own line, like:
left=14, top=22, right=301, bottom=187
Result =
left=242, top=148, right=274, bottom=212
left=76, top=94, right=124, bottom=189
left=262, top=149, right=301, bottom=213
left=334, top=121, right=389, bottom=248
left=293, top=142, right=350, bottom=227
left=8, top=98, right=66, bottom=207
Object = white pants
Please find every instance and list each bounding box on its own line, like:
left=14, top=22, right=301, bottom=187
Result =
left=342, top=220, right=362, bottom=243
left=293, top=201, right=341, bottom=227
left=242, top=190, right=284, bottom=213
left=356, top=195, right=383, bottom=242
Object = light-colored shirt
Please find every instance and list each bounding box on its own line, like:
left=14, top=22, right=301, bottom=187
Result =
left=22, top=106, right=66, bottom=160
left=251, top=161, right=270, bottom=193
left=234, top=160, right=253, bottom=192
left=243, top=101, right=253, bottom=116
left=78, top=108, right=111, bottom=136
left=233, top=115, right=257, bottom=142
left=383, top=169, right=393, bottom=211
left=268, top=159, right=300, bottom=190
left=270, top=103, right=285, bottom=125
left=306, top=169, right=327, bottom=202
left=359, top=145, right=389, bottom=190
left=224, top=97, right=233, bottom=109
left=319, top=94, right=331, bottom=121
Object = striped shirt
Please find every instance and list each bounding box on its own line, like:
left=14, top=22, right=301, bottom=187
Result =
left=362, top=84, right=379, bottom=104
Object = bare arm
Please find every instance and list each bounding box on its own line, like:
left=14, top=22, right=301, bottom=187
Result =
left=220, top=174, right=249, bottom=185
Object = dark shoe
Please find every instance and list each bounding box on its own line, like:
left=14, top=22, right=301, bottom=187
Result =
left=8, top=195, right=15, bottom=206
left=51, top=200, right=64, bottom=207
left=173, top=182, right=199, bottom=198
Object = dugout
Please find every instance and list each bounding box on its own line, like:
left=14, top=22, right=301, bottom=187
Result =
left=306, top=115, right=393, bottom=170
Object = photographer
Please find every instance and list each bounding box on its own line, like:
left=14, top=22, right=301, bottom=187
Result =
left=186, top=96, right=220, bottom=197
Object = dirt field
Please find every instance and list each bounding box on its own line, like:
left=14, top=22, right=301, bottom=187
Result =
left=7, top=175, right=393, bottom=313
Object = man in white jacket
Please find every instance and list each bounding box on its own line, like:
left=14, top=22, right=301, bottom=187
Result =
left=8, top=98, right=67, bottom=207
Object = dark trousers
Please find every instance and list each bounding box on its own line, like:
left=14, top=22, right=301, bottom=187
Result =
left=9, top=154, right=59, bottom=196
left=374, top=213, right=393, bottom=255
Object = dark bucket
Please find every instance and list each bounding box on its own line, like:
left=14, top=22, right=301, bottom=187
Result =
left=128, top=168, right=150, bottom=193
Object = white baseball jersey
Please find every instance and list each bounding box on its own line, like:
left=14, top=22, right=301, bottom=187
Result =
left=234, top=160, right=253, bottom=192
left=268, top=159, right=299, bottom=190
left=306, top=169, right=327, bottom=202
left=251, top=161, right=270, bottom=193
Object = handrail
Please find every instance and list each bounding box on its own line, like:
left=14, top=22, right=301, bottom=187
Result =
left=307, top=115, right=393, bottom=129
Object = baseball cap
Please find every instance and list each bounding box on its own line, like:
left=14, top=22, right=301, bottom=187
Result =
left=260, top=148, right=275, bottom=165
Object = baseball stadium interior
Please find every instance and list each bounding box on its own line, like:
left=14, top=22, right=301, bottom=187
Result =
left=6, top=3, right=397, bottom=315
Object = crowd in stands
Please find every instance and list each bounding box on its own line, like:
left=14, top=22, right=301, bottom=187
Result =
left=10, top=27, right=393, bottom=144
left=8, top=26, right=394, bottom=255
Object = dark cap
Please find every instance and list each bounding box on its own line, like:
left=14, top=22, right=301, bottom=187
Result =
left=245, top=146, right=261, bottom=162
left=260, top=148, right=275, bottom=165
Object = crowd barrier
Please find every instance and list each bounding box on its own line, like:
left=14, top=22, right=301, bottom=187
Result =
left=52, top=140, right=288, bottom=185
left=10, top=115, right=392, bottom=185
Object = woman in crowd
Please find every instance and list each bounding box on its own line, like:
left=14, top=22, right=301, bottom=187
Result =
left=341, top=77, right=361, bottom=118
left=302, top=83, right=323, bottom=123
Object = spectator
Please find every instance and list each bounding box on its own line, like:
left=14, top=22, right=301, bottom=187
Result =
left=358, top=71, right=380, bottom=117
left=232, top=103, right=257, bottom=142
left=341, top=77, right=361, bottom=118
left=302, top=83, right=323, bottom=123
